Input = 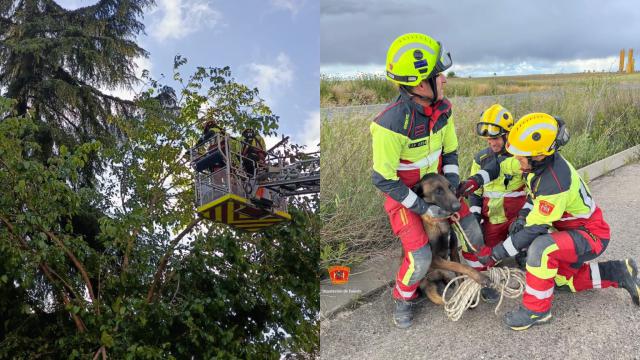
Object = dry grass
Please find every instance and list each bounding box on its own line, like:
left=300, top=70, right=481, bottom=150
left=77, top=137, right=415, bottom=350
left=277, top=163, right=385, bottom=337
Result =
left=320, top=72, right=640, bottom=107
left=320, top=75, right=640, bottom=271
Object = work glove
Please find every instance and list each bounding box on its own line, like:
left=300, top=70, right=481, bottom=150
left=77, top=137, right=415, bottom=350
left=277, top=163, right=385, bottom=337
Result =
left=490, top=242, right=510, bottom=262
left=420, top=201, right=451, bottom=220
left=456, top=178, right=480, bottom=198
left=476, top=246, right=495, bottom=266
left=508, top=216, right=527, bottom=236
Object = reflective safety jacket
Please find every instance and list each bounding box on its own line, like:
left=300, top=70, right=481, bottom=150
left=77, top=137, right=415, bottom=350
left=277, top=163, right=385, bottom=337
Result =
left=371, top=92, right=459, bottom=215
left=494, top=153, right=610, bottom=258
left=468, top=149, right=526, bottom=224
left=242, top=135, right=266, bottom=156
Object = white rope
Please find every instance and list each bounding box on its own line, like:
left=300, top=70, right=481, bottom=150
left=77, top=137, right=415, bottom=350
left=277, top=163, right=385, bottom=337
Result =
left=442, top=266, right=526, bottom=322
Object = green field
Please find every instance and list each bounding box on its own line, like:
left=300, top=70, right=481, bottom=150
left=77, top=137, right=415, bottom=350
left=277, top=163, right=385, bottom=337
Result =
left=320, top=74, right=640, bottom=271
left=320, top=72, right=640, bottom=107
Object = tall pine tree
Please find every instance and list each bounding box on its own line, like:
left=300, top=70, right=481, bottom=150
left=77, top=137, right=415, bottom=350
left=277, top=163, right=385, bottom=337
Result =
left=0, top=0, right=153, bottom=155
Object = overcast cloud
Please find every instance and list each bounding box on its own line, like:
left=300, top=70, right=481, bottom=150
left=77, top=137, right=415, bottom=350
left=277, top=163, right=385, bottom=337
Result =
left=321, top=0, right=640, bottom=76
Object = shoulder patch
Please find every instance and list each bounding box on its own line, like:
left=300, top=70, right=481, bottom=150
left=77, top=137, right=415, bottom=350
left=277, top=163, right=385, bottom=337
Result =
left=538, top=200, right=555, bottom=216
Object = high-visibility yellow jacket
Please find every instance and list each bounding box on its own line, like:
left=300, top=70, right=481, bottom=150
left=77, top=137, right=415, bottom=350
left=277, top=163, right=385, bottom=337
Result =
left=244, top=135, right=266, bottom=152
left=468, top=149, right=527, bottom=224
left=371, top=92, right=459, bottom=215
left=492, top=153, right=610, bottom=259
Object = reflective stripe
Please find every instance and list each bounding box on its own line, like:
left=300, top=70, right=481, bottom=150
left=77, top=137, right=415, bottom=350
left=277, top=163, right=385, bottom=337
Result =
left=470, top=206, right=481, bottom=214
left=493, top=109, right=507, bottom=125
left=505, top=142, right=531, bottom=156
left=483, top=190, right=527, bottom=199
left=556, top=204, right=596, bottom=222
left=401, top=191, right=418, bottom=208
left=519, top=123, right=557, bottom=142
left=523, top=202, right=534, bottom=210
left=397, top=149, right=442, bottom=171
left=590, top=263, right=602, bottom=289
left=477, top=169, right=491, bottom=184
left=525, top=284, right=554, bottom=300
left=393, top=42, right=435, bottom=63
left=395, top=284, right=416, bottom=299
left=401, top=251, right=415, bottom=285
left=503, top=236, right=518, bottom=256
left=443, top=164, right=459, bottom=175
left=465, top=259, right=484, bottom=268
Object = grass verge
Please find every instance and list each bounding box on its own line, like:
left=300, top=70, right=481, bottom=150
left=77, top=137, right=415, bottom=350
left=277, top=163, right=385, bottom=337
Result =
left=320, top=72, right=640, bottom=107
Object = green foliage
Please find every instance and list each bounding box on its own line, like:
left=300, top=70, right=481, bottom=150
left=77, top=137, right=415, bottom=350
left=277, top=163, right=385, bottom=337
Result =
left=0, top=61, right=318, bottom=358
left=0, top=0, right=153, bottom=175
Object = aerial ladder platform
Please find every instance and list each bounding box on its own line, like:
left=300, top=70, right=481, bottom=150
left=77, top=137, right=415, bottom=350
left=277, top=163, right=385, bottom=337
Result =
left=190, top=133, right=319, bottom=232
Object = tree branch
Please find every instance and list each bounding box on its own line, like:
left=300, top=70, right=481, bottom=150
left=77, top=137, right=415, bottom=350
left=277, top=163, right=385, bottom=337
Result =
left=122, top=228, right=139, bottom=272
left=0, top=214, right=86, bottom=332
left=41, top=263, right=87, bottom=332
left=146, top=217, right=201, bottom=303
left=40, top=227, right=100, bottom=315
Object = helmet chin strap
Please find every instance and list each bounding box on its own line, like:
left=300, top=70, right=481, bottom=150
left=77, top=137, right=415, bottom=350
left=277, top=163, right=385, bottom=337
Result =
left=528, top=154, right=554, bottom=171
left=427, top=77, right=438, bottom=104
left=400, top=77, right=438, bottom=105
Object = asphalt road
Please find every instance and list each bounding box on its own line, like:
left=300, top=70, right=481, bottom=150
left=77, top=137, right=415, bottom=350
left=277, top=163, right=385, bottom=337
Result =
left=320, top=163, right=640, bottom=360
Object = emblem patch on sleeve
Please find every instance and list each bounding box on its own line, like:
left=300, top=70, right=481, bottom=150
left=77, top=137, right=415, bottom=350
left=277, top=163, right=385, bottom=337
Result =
left=538, top=200, right=555, bottom=216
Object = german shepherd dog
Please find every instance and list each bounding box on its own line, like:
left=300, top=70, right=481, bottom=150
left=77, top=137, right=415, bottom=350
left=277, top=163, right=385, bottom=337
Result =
left=412, top=173, right=492, bottom=305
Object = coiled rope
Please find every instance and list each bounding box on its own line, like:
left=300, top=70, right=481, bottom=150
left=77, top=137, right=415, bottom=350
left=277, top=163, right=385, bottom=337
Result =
left=442, top=266, right=526, bottom=321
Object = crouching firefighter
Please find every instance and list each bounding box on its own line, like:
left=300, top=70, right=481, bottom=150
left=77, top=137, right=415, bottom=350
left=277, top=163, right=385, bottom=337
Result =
left=456, top=104, right=528, bottom=302
left=480, top=113, right=640, bottom=330
left=371, top=33, right=479, bottom=329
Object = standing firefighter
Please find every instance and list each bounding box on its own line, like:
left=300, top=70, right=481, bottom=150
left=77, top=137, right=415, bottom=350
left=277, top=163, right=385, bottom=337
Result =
left=194, top=119, right=227, bottom=173
left=371, top=33, right=463, bottom=328
left=241, top=128, right=267, bottom=176
left=457, top=104, right=527, bottom=301
left=482, top=113, right=640, bottom=330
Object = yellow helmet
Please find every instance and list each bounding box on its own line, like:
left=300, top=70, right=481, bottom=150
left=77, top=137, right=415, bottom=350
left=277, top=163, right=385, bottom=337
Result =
left=476, top=104, right=514, bottom=138
left=506, top=113, right=569, bottom=157
left=385, top=33, right=452, bottom=87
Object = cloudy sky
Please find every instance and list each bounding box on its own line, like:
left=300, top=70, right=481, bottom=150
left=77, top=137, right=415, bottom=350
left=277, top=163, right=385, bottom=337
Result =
left=321, top=0, right=640, bottom=77
left=57, top=0, right=319, bottom=150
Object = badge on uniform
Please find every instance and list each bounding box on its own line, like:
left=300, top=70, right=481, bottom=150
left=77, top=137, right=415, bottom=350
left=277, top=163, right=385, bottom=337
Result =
left=538, top=200, right=555, bottom=216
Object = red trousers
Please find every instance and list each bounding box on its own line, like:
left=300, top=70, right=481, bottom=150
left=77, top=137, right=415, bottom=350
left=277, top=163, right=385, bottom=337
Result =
left=523, top=212, right=614, bottom=312
left=385, top=195, right=429, bottom=300
left=385, top=195, right=473, bottom=300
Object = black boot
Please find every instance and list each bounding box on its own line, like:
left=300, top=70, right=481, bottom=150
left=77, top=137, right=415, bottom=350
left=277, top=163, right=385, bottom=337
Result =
left=393, top=299, right=416, bottom=329
left=599, top=259, right=640, bottom=305
left=504, top=306, right=552, bottom=331
left=480, top=287, right=500, bottom=303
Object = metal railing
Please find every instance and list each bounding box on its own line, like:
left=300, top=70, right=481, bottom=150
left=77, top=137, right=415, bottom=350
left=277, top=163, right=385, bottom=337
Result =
left=190, top=133, right=288, bottom=214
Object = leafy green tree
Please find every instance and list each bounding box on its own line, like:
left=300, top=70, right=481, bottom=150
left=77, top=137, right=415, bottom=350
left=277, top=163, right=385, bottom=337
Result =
left=0, top=62, right=319, bottom=358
